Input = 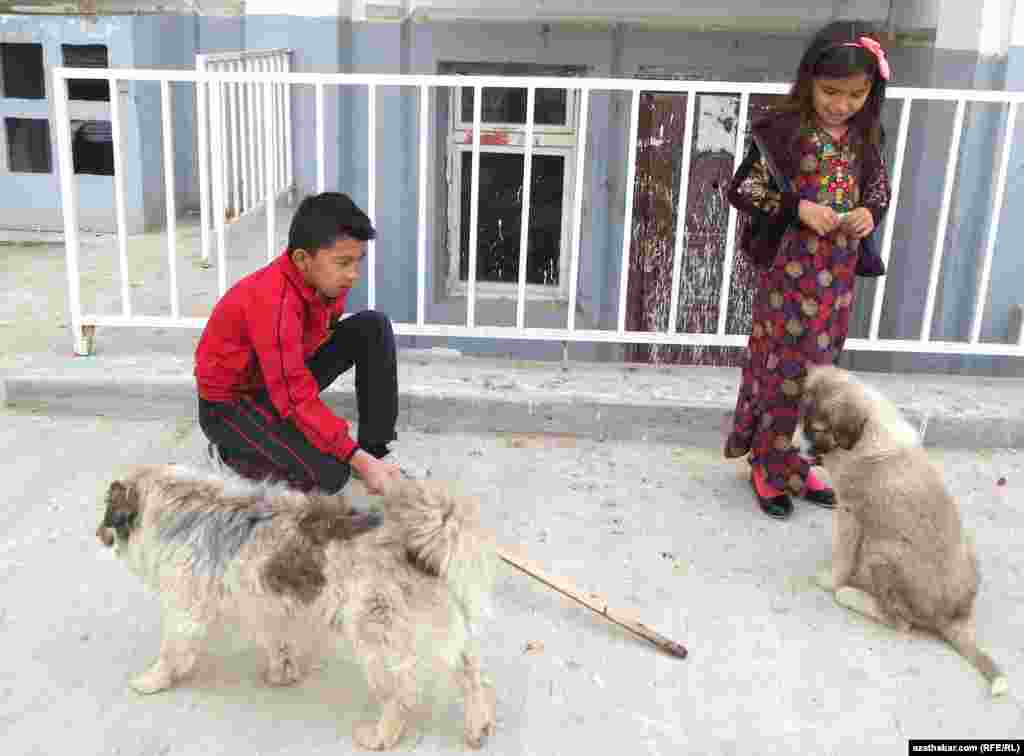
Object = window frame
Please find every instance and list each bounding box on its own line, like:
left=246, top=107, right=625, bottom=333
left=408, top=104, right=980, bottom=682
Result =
left=444, top=83, right=580, bottom=302
left=70, top=118, right=115, bottom=176
left=0, top=42, right=47, bottom=101
left=452, top=85, right=578, bottom=135
left=0, top=40, right=114, bottom=178
left=2, top=115, right=53, bottom=174
left=61, top=43, right=112, bottom=103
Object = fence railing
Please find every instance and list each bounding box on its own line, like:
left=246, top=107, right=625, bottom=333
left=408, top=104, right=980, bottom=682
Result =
left=195, top=49, right=294, bottom=266
left=50, top=65, right=1024, bottom=359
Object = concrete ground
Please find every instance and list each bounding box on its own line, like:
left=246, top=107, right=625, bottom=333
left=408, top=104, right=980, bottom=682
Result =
left=0, top=201, right=296, bottom=365
left=2, top=206, right=1024, bottom=754
left=1, top=400, right=1022, bottom=756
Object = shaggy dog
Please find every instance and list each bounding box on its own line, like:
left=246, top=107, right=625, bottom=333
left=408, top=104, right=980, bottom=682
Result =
left=95, top=464, right=498, bottom=750
left=799, top=364, right=1008, bottom=697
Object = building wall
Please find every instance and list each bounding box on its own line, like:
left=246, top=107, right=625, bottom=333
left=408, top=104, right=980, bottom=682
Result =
left=130, top=15, right=195, bottom=230
left=1, top=7, right=1019, bottom=373
left=0, top=14, right=135, bottom=231
left=130, top=13, right=244, bottom=229
left=253, top=17, right=1017, bottom=371
left=0, top=12, right=243, bottom=234
left=241, top=14, right=344, bottom=225
left=244, top=0, right=938, bottom=32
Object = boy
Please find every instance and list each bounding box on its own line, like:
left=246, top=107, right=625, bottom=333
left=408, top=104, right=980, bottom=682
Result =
left=194, top=192, right=406, bottom=496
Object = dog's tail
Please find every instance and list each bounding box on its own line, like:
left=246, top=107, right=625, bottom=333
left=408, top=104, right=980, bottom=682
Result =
left=381, top=478, right=496, bottom=626
left=939, top=618, right=1009, bottom=698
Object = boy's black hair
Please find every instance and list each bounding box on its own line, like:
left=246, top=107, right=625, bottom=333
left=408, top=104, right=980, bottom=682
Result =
left=784, top=20, right=889, bottom=151
left=286, top=192, right=376, bottom=255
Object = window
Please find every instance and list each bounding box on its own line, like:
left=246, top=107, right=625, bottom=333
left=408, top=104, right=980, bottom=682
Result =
left=458, top=153, right=565, bottom=285
left=71, top=120, right=113, bottom=175
left=1, top=43, right=45, bottom=99
left=5, top=118, right=52, bottom=173
left=443, top=63, right=584, bottom=299
left=62, top=44, right=110, bottom=102
left=460, top=86, right=570, bottom=128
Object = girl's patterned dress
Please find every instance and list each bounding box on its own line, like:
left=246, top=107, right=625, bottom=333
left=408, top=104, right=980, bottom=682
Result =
left=725, top=125, right=873, bottom=495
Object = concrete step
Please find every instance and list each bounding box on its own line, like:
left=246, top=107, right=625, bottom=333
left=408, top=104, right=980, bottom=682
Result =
left=3, top=348, right=1024, bottom=449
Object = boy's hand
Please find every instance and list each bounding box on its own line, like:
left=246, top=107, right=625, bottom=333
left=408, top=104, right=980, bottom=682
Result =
left=350, top=449, right=402, bottom=495
left=839, top=207, right=875, bottom=239
left=798, top=200, right=841, bottom=237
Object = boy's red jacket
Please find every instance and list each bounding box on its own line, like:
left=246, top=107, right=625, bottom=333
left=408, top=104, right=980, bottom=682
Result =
left=194, top=251, right=358, bottom=461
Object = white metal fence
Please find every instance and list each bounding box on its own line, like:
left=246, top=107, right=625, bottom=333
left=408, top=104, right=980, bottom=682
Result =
left=195, top=49, right=294, bottom=266
left=50, top=65, right=1024, bottom=359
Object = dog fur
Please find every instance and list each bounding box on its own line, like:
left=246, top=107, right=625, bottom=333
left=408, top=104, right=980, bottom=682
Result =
left=96, top=464, right=498, bottom=750
left=799, top=364, right=1008, bottom=698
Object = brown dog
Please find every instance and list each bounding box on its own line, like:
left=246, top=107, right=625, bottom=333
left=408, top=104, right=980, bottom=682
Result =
left=799, top=364, right=1008, bottom=698
left=96, top=464, right=498, bottom=750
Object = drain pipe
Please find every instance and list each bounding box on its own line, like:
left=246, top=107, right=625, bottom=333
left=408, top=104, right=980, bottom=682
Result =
left=885, top=0, right=896, bottom=41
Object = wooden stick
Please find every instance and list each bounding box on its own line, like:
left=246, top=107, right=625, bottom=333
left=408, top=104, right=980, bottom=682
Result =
left=496, top=543, right=688, bottom=659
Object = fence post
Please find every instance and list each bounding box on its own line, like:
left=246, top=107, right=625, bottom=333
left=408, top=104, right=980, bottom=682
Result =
left=285, top=50, right=294, bottom=203
left=109, top=73, right=132, bottom=318
left=211, top=78, right=228, bottom=297
left=52, top=67, right=92, bottom=356
left=264, top=70, right=277, bottom=262
left=196, top=54, right=212, bottom=267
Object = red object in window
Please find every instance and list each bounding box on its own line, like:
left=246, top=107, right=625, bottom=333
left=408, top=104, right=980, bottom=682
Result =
left=461, top=130, right=512, bottom=146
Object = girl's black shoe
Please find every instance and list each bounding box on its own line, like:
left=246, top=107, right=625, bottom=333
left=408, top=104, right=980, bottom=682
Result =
left=804, top=487, right=836, bottom=508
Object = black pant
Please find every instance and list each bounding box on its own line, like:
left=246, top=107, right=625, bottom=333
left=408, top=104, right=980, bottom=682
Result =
left=197, top=310, right=398, bottom=493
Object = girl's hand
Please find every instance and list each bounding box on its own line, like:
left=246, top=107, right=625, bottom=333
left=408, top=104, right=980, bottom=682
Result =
left=840, top=207, right=875, bottom=239
left=798, top=200, right=841, bottom=237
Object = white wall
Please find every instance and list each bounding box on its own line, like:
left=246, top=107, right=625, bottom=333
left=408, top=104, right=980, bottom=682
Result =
left=244, top=0, right=345, bottom=15
left=243, top=0, right=942, bottom=31
left=4, top=0, right=944, bottom=29
left=412, top=0, right=896, bottom=22
left=4, top=0, right=243, bottom=12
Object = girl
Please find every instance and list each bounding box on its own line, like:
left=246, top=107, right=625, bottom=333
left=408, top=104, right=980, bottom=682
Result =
left=724, top=21, right=892, bottom=519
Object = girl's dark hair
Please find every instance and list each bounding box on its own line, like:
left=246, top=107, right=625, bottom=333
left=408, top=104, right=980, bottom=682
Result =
left=783, top=20, right=889, bottom=150
left=287, top=192, right=376, bottom=255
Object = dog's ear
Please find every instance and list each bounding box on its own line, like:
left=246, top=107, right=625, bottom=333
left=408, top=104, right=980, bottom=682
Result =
left=102, top=480, right=139, bottom=533
left=802, top=363, right=830, bottom=395
left=799, top=391, right=817, bottom=420
left=800, top=364, right=832, bottom=408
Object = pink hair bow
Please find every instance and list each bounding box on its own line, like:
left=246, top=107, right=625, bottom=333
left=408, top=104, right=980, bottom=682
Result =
left=845, top=36, right=891, bottom=80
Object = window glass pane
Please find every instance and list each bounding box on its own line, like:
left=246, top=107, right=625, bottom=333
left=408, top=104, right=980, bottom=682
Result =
left=62, top=44, right=110, bottom=101
left=1, top=43, right=45, bottom=99
left=459, top=152, right=564, bottom=285
left=461, top=87, right=567, bottom=126
left=5, top=118, right=52, bottom=173
left=72, top=120, right=114, bottom=175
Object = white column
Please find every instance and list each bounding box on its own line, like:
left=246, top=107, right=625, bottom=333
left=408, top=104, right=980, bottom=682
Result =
left=1013, top=0, right=1024, bottom=48
left=936, top=0, right=1014, bottom=55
